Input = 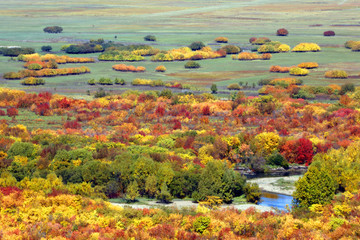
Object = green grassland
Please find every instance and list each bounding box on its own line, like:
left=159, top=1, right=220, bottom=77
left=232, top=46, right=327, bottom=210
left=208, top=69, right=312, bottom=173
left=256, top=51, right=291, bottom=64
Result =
left=0, top=0, right=359, bottom=96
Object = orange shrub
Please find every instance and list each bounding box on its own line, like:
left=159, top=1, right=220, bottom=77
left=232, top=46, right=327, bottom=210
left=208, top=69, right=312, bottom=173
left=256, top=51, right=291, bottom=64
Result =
left=269, top=65, right=292, bottom=73
left=214, top=37, right=228, bottom=43
left=155, top=65, right=166, bottom=72
left=112, top=64, right=146, bottom=72
left=233, top=52, right=271, bottom=61
left=298, top=62, right=319, bottom=69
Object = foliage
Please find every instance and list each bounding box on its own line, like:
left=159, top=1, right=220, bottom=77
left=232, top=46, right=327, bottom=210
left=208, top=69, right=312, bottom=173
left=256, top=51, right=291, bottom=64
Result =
left=144, top=35, right=156, bottom=41
left=43, top=26, right=63, bottom=33
left=156, top=183, right=173, bottom=203
left=297, top=62, right=318, bottom=69
left=184, top=61, right=200, bottom=69
left=292, top=43, right=321, bottom=52
left=0, top=47, right=35, bottom=57
left=189, top=41, right=205, bottom=51
left=276, top=28, right=288, bottom=36
left=289, top=67, right=309, bottom=76
left=324, top=31, right=335, bottom=36
left=211, top=84, right=218, bottom=94
left=227, top=83, right=241, bottom=90
left=325, top=70, right=348, bottom=79
left=244, top=183, right=261, bottom=204
left=220, top=45, right=241, bottom=54
left=21, top=77, right=45, bottom=86
left=214, top=37, right=228, bottom=43
left=41, top=45, right=52, bottom=52
left=155, top=65, right=166, bottom=72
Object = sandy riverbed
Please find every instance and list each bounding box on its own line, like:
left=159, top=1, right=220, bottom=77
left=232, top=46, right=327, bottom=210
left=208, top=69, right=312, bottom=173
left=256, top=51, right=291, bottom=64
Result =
left=248, top=175, right=302, bottom=195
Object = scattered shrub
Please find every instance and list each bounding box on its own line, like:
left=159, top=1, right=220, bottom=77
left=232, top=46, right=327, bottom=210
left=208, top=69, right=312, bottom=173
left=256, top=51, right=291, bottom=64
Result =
left=189, top=41, right=205, bottom=51
left=340, top=83, right=355, bottom=95
left=98, top=77, right=113, bottom=85
left=112, top=64, right=146, bottom=72
left=88, top=79, right=96, bottom=85
left=220, top=45, right=241, bottom=54
left=144, top=35, right=156, bottom=41
left=269, top=65, right=292, bottom=73
left=292, top=43, right=321, bottom=52
left=290, top=67, right=309, bottom=76
left=325, top=70, right=348, bottom=79
left=227, top=83, right=242, bottom=90
left=345, top=40, right=360, bottom=51
left=233, top=52, right=271, bottom=61
left=276, top=28, right=289, bottom=36
left=250, top=37, right=271, bottom=45
left=21, top=77, right=45, bottom=86
left=114, top=78, right=125, bottom=85
left=214, top=37, right=228, bottom=43
left=324, top=31, right=335, bottom=36
left=132, top=78, right=164, bottom=86
left=41, top=46, right=52, bottom=52
left=155, top=65, right=166, bottom=72
left=43, top=26, right=63, bottom=33
left=298, top=62, right=319, bottom=69
left=184, top=61, right=200, bottom=69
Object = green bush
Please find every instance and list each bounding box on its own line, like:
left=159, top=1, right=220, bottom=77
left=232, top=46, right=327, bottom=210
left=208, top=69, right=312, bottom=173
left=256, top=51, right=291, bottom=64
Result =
left=340, top=83, right=355, bottom=95
left=227, top=83, right=242, bottom=90
left=156, top=183, right=173, bottom=203
left=193, top=216, right=211, bottom=234
left=184, top=61, right=200, bottom=69
left=267, top=152, right=289, bottom=169
left=189, top=41, right=205, bottom=51
left=88, top=79, right=96, bottom=85
left=244, top=183, right=261, bottom=204
left=293, top=165, right=338, bottom=208
left=220, top=45, right=241, bottom=54
left=98, top=77, right=113, bottom=85
left=41, top=45, right=52, bottom=52
left=7, top=142, right=36, bottom=160
left=114, top=78, right=125, bottom=85
left=144, top=35, right=156, bottom=41
left=43, top=26, right=63, bottom=33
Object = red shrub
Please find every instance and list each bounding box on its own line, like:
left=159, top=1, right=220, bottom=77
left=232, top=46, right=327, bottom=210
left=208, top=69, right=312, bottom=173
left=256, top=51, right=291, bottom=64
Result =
left=173, top=119, right=182, bottom=130
left=277, top=28, right=289, bottom=36
left=0, top=109, right=5, bottom=116
left=7, top=107, right=18, bottom=119
left=155, top=105, right=166, bottom=117
left=63, top=120, right=82, bottom=129
left=0, top=186, right=23, bottom=196
left=149, top=224, right=175, bottom=239
left=324, top=31, right=335, bottom=36
left=202, top=105, right=211, bottom=115
left=296, top=138, right=314, bottom=165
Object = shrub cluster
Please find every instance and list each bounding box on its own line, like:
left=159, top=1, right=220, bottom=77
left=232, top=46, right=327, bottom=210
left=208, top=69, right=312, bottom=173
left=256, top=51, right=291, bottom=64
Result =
left=292, top=43, right=321, bottom=52
left=99, top=52, right=145, bottom=61
left=214, top=37, right=228, bottom=43
left=324, top=31, right=335, bottom=36
left=0, top=47, right=35, bottom=57
left=19, top=53, right=94, bottom=63
left=249, top=37, right=271, bottom=45
left=325, top=70, right=348, bottom=79
left=276, top=28, right=289, bottom=36
left=227, top=83, right=242, bottom=90
left=155, top=65, right=166, bottom=72
left=20, top=77, right=45, bottom=86
left=88, top=78, right=126, bottom=86
left=220, top=45, right=241, bottom=54
left=344, top=40, right=360, bottom=51
left=232, top=52, right=271, bottom=61
left=4, top=66, right=90, bottom=79
left=41, top=45, right=52, bottom=52
left=43, top=26, right=63, bottom=33
left=132, top=78, right=164, bottom=86
left=269, top=65, right=293, bottom=73
left=151, top=46, right=224, bottom=62
left=298, top=62, right=319, bottom=69
left=112, top=64, right=146, bottom=72
left=257, top=42, right=290, bottom=53
left=184, top=61, right=200, bottom=69
left=269, top=78, right=302, bottom=86
left=144, top=35, right=156, bottom=41
left=189, top=41, right=205, bottom=51
left=64, top=43, right=103, bottom=54
left=289, top=67, right=309, bottom=76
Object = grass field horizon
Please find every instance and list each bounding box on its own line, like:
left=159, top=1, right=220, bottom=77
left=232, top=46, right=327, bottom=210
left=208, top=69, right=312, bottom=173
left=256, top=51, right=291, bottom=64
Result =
left=0, top=0, right=359, bottom=96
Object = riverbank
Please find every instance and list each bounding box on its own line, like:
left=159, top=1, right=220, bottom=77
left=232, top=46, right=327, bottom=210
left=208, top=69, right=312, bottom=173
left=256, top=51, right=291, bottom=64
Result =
left=248, top=175, right=302, bottom=195
left=111, top=200, right=274, bottom=212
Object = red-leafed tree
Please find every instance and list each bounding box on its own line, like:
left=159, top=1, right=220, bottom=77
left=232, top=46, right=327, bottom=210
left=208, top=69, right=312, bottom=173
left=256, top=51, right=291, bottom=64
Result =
left=296, top=138, right=314, bottom=165
left=7, top=107, right=18, bottom=120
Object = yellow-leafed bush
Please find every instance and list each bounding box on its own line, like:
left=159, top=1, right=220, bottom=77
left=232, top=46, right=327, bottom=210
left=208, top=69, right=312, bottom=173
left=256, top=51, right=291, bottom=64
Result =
left=298, top=62, right=319, bottom=69
left=325, top=70, right=348, bottom=79
left=290, top=67, right=309, bottom=76
left=292, top=43, right=321, bottom=52
left=214, top=37, right=228, bottom=43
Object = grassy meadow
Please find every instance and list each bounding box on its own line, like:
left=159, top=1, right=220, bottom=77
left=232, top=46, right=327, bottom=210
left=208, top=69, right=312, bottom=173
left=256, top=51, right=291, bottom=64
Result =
left=0, top=0, right=359, bottom=96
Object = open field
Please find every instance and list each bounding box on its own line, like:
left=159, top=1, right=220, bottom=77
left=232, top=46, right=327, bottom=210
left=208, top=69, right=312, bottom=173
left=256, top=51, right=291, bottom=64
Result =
left=0, top=0, right=359, bottom=96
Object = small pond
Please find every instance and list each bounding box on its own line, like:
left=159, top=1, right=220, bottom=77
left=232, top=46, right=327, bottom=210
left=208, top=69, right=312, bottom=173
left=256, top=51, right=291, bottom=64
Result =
left=258, top=192, right=293, bottom=211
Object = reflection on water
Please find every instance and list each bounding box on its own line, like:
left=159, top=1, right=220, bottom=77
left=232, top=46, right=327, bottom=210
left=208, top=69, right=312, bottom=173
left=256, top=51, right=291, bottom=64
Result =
left=258, top=192, right=293, bottom=211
